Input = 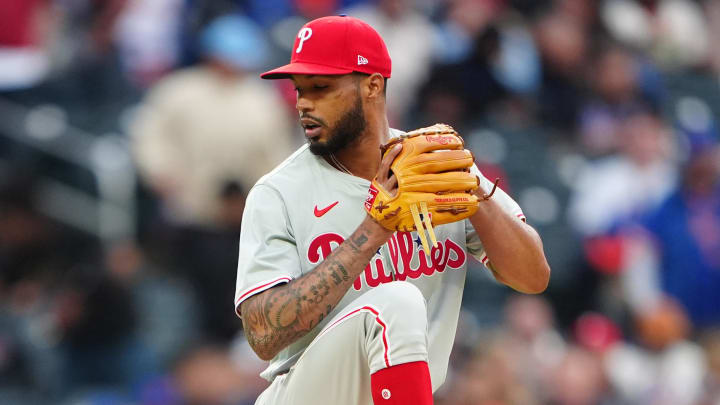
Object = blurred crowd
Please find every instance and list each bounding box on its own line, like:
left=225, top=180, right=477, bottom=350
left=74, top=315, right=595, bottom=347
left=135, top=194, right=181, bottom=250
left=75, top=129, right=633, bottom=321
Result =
left=1, top=0, right=719, bottom=404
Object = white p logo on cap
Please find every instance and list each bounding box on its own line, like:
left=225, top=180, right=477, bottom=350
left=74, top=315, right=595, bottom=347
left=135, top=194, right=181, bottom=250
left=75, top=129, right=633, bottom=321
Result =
left=296, top=28, right=313, bottom=53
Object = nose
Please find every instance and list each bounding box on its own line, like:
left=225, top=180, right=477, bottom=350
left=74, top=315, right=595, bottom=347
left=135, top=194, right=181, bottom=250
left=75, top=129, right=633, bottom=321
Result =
left=296, top=94, right=313, bottom=113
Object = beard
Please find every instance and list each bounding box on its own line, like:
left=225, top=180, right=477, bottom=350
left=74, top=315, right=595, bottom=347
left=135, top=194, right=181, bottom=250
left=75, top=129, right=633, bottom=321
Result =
left=307, top=94, right=367, bottom=156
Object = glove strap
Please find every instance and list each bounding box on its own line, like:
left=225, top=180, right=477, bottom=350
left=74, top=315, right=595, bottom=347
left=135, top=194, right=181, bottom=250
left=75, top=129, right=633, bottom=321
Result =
left=480, top=178, right=500, bottom=201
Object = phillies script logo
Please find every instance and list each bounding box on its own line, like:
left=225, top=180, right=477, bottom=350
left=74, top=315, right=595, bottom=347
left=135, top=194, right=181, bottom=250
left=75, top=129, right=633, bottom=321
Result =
left=425, top=135, right=456, bottom=145
left=307, top=232, right=467, bottom=290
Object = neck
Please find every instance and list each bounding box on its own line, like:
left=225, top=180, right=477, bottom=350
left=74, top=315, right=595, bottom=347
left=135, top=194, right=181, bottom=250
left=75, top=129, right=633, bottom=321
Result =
left=330, top=115, right=390, bottom=181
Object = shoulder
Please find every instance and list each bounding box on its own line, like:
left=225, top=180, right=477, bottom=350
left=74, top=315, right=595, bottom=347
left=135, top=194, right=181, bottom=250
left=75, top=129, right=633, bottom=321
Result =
left=254, top=144, right=316, bottom=190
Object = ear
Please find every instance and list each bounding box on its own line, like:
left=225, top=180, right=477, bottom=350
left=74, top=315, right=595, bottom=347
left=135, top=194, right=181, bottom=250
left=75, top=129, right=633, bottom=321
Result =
left=362, top=73, right=385, bottom=101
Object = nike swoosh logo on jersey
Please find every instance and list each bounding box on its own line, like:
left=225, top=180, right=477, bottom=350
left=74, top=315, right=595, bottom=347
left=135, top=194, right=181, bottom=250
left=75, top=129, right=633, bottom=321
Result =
left=314, top=201, right=339, bottom=217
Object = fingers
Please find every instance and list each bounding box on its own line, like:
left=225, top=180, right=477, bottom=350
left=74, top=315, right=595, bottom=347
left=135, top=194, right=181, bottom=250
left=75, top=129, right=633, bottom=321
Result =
left=387, top=173, right=398, bottom=191
left=376, top=143, right=402, bottom=183
left=375, top=144, right=402, bottom=188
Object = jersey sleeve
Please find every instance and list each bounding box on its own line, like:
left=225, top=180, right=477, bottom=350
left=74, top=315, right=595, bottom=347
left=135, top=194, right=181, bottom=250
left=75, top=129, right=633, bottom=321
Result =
left=234, top=184, right=301, bottom=317
left=465, top=164, right=526, bottom=266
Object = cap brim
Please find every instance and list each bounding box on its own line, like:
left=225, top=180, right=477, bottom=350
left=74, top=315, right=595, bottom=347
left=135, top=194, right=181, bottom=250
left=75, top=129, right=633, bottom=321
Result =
left=260, top=62, right=353, bottom=79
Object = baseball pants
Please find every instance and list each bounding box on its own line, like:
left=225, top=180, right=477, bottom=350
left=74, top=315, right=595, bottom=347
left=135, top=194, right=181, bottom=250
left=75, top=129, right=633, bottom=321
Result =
left=255, top=281, right=430, bottom=405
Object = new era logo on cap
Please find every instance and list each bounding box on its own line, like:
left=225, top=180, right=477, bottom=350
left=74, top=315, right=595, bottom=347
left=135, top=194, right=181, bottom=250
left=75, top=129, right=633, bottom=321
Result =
left=261, top=15, right=391, bottom=79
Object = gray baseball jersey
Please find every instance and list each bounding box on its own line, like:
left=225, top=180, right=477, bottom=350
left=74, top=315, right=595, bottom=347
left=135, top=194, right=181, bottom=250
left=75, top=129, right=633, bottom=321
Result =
left=234, top=129, right=525, bottom=390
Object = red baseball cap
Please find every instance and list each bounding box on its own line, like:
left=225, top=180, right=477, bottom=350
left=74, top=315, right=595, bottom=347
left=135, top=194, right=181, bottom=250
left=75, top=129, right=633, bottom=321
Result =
left=260, top=15, right=392, bottom=79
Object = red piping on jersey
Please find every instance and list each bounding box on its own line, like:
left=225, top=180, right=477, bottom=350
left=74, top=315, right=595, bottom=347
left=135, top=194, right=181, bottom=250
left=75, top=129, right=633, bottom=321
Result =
left=235, top=276, right=292, bottom=316
left=320, top=305, right=391, bottom=368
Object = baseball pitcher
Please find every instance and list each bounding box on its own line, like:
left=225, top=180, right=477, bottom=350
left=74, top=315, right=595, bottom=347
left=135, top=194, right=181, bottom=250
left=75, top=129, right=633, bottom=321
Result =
left=234, top=15, right=550, bottom=405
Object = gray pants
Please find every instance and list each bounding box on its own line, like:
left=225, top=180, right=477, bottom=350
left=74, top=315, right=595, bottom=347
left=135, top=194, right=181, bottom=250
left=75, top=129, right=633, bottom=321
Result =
left=256, top=281, right=430, bottom=405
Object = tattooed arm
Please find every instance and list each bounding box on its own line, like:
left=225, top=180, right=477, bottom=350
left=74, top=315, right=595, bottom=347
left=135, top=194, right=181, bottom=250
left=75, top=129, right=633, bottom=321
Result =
left=240, top=217, right=393, bottom=360
left=240, top=143, right=403, bottom=361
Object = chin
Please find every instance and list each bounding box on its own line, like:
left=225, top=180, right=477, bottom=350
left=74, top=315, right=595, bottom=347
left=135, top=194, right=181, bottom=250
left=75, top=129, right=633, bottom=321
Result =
left=308, top=141, right=332, bottom=156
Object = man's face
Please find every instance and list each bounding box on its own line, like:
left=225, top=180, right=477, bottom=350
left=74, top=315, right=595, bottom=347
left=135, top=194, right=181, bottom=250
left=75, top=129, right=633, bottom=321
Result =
left=291, top=74, right=367, bottom=156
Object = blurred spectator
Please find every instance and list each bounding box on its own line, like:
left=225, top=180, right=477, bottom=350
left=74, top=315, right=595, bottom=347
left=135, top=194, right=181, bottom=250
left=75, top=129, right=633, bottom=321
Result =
left=53, top=262, right=155, bottom=393
left=113, top=0, right=185, bottom=86
left=533, top=4, right=588, bottom=132
left=348, top=0, right=434, bottom=127
left=438, top=295, right=566, bottom=405
left=502, top=294, right=567, bottom=401
left=621, top=138, right=720, bottom=329
left=600, top=0, right=709, bottom=70
left=568, top=110, right=677, bottom=240
left=417, top=23, right=505, bottom=127
left=432, top=0, right=505, bottom=65
left=132, top=14, right=295, bottom=229
left=579, top=44, right=647, bottom=156
left=105, top=241, right=200, bottom=366
left=171, top=344, right=265, bottom=405
left=547, top=345, right=610, bottom=405
left=633, top=297, right=691, bottom=351
left=170, top=182, right=249, bottom=341
left=490, top=18, right=541, bottom=97
left=604, top=303, right=707, bottom=405
left=417, top=4, right=546, bottom=129
left=439, top=333, right=540, bottom=405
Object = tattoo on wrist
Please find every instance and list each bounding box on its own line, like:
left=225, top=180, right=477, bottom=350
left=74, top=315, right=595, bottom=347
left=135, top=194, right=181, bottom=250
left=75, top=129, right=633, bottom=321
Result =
left=352, top=233, right=368, bottom=248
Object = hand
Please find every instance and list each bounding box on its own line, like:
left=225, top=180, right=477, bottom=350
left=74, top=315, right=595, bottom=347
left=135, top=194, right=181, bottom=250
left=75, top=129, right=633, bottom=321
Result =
left=364, top=124, right=479, bottom=255
left=374, top=144, right=403, bottom=197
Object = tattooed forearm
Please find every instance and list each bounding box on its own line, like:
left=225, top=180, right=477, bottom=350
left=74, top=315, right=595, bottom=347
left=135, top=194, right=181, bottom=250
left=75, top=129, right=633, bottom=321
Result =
left=240, top=217, right=392, bottom=361
left=328, top=258, right=350, bottom=286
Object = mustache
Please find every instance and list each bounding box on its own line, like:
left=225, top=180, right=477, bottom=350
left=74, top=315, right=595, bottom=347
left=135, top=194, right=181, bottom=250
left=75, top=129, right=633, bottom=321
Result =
left=300, top=114, right=327, bottom=127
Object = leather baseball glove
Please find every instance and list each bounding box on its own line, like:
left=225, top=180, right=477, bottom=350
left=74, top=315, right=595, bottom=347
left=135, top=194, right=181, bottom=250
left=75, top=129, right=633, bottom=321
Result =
left=365, top=124, right=480, bottom=254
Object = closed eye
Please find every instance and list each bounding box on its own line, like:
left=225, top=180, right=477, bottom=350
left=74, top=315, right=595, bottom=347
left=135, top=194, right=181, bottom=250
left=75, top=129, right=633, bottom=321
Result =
left=294, top=85, right=328, bottom=91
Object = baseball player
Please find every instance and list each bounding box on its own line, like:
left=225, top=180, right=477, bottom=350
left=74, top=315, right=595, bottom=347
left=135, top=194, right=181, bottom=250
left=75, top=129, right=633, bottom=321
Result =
left=235, top=15, right=550, bottom=405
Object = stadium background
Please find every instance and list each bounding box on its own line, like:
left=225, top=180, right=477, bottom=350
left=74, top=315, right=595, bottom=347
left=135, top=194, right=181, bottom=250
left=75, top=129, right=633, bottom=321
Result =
left=1, top=0, right=720, bottom=404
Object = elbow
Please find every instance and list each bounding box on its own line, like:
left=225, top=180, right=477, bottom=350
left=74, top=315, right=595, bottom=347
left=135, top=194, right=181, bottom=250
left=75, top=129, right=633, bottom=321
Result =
left=523, top=279, right=549, bottom=295
left=493, top=258, right=551, bottom=294
left=523, top=261, right=551, bottom=294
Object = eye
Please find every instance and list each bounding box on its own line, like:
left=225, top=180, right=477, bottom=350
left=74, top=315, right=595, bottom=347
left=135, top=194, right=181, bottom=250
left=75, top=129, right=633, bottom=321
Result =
left=313, top=84, right=328, bottom=90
